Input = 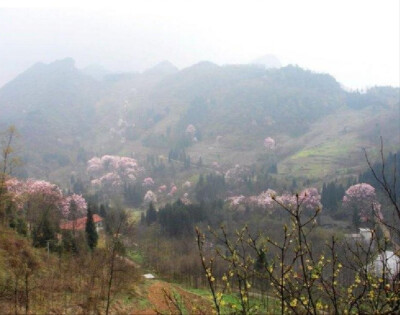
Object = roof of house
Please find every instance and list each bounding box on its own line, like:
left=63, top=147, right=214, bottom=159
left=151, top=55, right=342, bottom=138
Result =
left=60, top=214, right=103, bottom=231
left=143, top=273, right=156, bottom=279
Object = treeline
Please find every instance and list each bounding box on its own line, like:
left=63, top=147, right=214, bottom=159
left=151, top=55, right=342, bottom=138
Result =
left=144, top=199, right=224, bottom=237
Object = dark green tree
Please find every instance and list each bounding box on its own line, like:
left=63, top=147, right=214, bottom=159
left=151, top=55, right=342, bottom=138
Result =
left=32, top=210, right=56, bottom=248
left=85, top=205, right=98, bottom=250
left=146, top=202, right=157, bottom=226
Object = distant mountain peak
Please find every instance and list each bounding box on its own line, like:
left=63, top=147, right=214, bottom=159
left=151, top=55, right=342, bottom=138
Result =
left=251, top=54, right=282, bottom=69
left=191, top=61, right=219, bottom=68
left=144, top=60, right=178, bottom=75
left=52, top=57, right=75, bottom=66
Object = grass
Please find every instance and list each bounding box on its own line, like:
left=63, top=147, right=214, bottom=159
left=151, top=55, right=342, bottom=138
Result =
left=178, top=283, right=279, bottom=314
left=290, top=139, right=354, bottom=160
left=126, top=249, right=144, bottom=265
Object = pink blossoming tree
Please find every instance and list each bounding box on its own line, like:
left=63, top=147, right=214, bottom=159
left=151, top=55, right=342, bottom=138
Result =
left=142, top=177, right=155, bottom=187
left=342, top=183, right=381, bottom=222
left=144, top=190, right=157, bottom=204
left=264, top=137, right=276, bottom=150
left=87, top=155, right=144, bottom=191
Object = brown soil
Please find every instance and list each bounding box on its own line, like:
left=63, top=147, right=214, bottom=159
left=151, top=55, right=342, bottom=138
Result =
left=131, top=280, right=211, bottom=315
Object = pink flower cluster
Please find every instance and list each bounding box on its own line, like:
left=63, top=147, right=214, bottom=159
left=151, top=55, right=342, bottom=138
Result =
left=227, top=195, right=246, bottom=206
left=144, top=190, right=157, bottom=204
left=227, top=188, right=321, bottom=213
left=143, top=177, right=155, bottom=187
left=87, top=155, right=144, bottom=190
left=6, top=177, right=87, bottom=218
left=60, top=194, right=88, bottom=218
left=264, top=137, right=276, bottom=150
left=6, top=178, right=63, bottom=209
left=185, top=124, right=196, bottom=135
left=182, top=181, right=191, bottom=189
left=225, top=164, right=250, bottom=185
left=342, top=183, right=381, bottom=221
left=158, top=185, right=167, bottom=193
left=181, top=193, right=191, bottom=205
left=168, top=185, right=177, bottom=196
left=298, top=188, right=322, bottom=210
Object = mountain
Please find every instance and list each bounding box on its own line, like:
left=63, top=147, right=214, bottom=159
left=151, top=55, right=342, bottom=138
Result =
left=143, top=60, right=179, bottom=76
left=0, top=58, right=398, bottom=182
left=0, top=58, right=102, bottom=176
left=81, top=64, right=111, bottom=81
left=251, top=54, right=282, bottom=69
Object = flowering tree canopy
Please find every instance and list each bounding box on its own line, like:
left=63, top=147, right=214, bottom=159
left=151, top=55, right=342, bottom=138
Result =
left=226, top=188, right=321, bottom=213
left=185, top=124, right=196, bottom=135
left=158, top=185, right=167, bottom=193
left=264, top=137, right=276, bottom=150
left=142, top=177, right=155, bottom=187
left=255, top=189, right=277, bottom=209
left=227, top=195, right=246, bottom=207
left=225, top=164, right=250, bottom=185
left=298, top=188, right=322, bottom=210
left=168, top=185, right=177, bottom=196
left=6, top=177, right=87, bottom=219
left=181, top=192, right=191, bottom=205
left=87, top=155, right=144, bottom=190
left=60, top=194, right=87, bottom=218
left=342, top=183, right=381, bottom=221
left=6, top=178, right=63, bottom=209
left=144, top=190, right=157, bottom=204
left=182, top=181, right=191, bottom=189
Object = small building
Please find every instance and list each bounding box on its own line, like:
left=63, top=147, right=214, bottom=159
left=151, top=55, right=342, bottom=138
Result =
left=369, top=250, right=400, bottom=282
left=60, top=214, right=103, bottom=232
left=143, top=273, right=156, bottom=279
left=345, top=228, right=373, bottom=245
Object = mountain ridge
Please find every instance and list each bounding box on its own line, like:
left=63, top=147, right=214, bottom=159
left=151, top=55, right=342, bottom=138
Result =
left=0, top=58, right=398, bottom=183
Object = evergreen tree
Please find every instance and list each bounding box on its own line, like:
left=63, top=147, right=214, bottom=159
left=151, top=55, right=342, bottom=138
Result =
left=99, top=204, right=107, bottom=218
left=85, top=205, right=98, bottom=250
left=32, top=210, right=56, bottom=248
left=146, top=202, right=157, bottom=226
left=140, top=212, right=145, bottom=225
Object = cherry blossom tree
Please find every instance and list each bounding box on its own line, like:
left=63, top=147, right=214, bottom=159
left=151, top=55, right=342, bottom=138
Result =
left=60, top=194, right=87, bottom=218
left=298, top=188, right=322, bottom=210
left=227, top=195, right=246, bottom=207
left=185, top=124, right=196, bottom=136
left=144, top=190, right=157, bottom=204
left=142, top=177, right=155, bottom=187
left=226, top=188, right=320, bottom=214
left=342, top=183, right=381, bottom=222
left=87, top=155, right=144, bottom=191
left=168, top=185, right=177, bottom=196
left=224, top=164, right=250, bottom=185
left=158, top=185, right=167, bottom=193
left=255, top=189, right=277, bottom=209
left=181, top=193, right=191, bottom=205
left=182, top=181, right=191, bottom=189
left=6, top=178, right=88, bottom=220
left=264, top=137, right=276, bottom=150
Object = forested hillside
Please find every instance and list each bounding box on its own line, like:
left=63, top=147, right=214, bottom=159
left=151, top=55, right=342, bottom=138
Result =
left=0, top=58, right=398, bottom=184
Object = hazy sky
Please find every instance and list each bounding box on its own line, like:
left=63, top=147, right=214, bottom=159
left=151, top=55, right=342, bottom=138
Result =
left=0, top=0, right=399, bottom=89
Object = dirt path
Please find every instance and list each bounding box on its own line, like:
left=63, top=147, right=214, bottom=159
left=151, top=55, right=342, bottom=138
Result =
left=132, top=280, right=211, bottom=314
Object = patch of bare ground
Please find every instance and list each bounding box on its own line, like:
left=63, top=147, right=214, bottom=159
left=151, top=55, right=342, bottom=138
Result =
left=132, top=281, right=211, bottom=315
